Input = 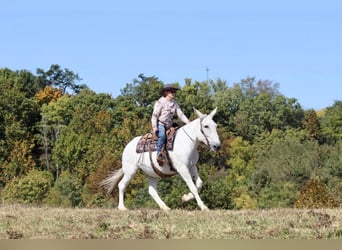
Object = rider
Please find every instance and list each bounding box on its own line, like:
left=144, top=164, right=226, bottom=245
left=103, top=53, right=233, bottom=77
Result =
left=151, top=83, right=190, bottom=166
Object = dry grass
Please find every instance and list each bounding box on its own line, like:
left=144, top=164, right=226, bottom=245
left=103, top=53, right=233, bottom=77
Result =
left=0, top=205, right=341, bottom=239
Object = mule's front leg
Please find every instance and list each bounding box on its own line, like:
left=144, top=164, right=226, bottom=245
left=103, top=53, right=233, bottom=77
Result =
left=182, top=166, right=203, bottom=202
left=177, top=166, right=208, bottom=211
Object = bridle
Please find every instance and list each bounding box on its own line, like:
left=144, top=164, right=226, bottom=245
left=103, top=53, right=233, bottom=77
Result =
left=182, top=116, right=211, bottom=147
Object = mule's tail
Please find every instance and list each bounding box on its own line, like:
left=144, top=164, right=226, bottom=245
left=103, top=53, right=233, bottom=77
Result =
left=100, top=169, right=124, bottom=195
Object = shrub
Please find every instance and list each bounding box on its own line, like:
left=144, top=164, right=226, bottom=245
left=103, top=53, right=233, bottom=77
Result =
left=199, top=165, right=233, bottom=209
left=257, top=182, right=299, bottom=209
left=294, top=179, right=337, bottom=208
left=44, top=172, right=83, bottom=207
left=233, top=186, right=257, bottom=209
left=1, top=170, right=54, bottom=204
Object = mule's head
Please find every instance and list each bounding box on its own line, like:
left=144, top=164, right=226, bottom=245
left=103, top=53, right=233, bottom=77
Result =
left=194, top=108, right=221, bottom=152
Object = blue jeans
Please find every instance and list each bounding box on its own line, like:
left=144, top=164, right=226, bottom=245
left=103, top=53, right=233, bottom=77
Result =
left=156, top=124, right=166, bottom=155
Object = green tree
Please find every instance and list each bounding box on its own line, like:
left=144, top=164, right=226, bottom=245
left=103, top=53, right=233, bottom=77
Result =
left=0, top=68, right=41, bottom=187
left=1, top=140, right=36, bottom=184
left=200, top=165, right=233, bottom=209
left=177, top=79, right=214, bottom=116
left=213, top=77, right=303, bottom=141
left=44, top=171, right=83, bottom=207
left=51, top=89, right=116, bottom=178
left=36, top=64, right=87, bottom=94
left=213, top=83, right=244, bottom=130
left=116, top=74, right=163, bottom=130
left=321, top=100, right=342, bottom=143
left=239, top=77, right=280, bottom=98
left=252, top=129, right=320, bottom=208
left=302, top=109, right=322, bottom=142
left=318, top=141, right=342, bottom=206
left=39, top=94, right=73, bottom=174
left=1, top=170, right=54, bottom=204
left=233, top=93, right=303, bottom=142
left=258, top=182, right=299, bottom=208
left=225, top=137, right=257, bottom=209
left=121, top=73, right=163, bottom=108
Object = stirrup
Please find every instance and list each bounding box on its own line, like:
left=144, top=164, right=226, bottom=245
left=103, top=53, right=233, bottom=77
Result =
left=157, top=153, right=165, bottom=166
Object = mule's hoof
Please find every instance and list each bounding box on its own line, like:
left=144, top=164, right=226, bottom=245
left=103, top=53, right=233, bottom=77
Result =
left=118, top=206, right=128, bottom=211
left=182, top=194, right=193, bottom=202
left=201, top=206, right=209, bottom=211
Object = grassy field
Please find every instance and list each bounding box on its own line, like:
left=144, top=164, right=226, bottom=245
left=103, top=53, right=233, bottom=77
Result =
left=0, top=205, right=341, bottom=239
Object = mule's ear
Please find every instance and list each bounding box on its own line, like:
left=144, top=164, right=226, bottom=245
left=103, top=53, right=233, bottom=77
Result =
left=194, top=107, right=205, bottom=118
left=209, top=107, right=217, bottom=118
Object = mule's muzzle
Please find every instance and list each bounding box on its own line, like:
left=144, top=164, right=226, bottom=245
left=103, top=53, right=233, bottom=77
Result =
left=212, top=143, right=221, bottom=151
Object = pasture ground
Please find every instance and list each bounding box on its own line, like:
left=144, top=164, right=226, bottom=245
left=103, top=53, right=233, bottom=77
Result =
left=0, top=204, right=341, bottom=239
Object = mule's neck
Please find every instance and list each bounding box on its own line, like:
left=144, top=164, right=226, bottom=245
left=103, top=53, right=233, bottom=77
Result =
left=181, top=118, right=202, bottom=149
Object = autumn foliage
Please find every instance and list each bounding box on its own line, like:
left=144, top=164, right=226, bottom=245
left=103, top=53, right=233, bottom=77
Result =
left=1, top=66, right=341, bottom=209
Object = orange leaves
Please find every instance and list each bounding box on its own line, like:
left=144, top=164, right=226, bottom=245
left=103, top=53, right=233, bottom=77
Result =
left=294, top=179, right=337, bottom=208
left=34, top=86, right=63, bottom=106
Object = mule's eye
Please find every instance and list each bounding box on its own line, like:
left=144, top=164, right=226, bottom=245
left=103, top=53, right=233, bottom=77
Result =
left=204, top=125, right=209, bottom=129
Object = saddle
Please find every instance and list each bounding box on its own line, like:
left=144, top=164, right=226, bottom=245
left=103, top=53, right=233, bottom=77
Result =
left=136, top=127, right=178, bottom=153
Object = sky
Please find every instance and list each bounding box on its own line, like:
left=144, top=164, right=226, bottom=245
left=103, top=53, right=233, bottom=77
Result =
left=1, top=0, right=341, bottom=110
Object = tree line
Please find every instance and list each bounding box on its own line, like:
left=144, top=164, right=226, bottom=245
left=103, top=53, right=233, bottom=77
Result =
left=0, top=65, right=341, bottom=209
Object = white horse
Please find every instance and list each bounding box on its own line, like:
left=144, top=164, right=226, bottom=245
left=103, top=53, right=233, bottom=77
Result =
left=100, top=108, right=221, bottom=211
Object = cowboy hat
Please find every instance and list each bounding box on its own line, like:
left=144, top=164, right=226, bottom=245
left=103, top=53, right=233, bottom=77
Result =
left=160, top=83, right=180, bottom=96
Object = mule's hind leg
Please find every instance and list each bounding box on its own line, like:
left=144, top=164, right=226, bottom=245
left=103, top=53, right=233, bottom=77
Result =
left=147, top=176, right=170, bottom=211
left=117, top=163, right=139, bottom=210
left=182, top=165, right=202, bottom=202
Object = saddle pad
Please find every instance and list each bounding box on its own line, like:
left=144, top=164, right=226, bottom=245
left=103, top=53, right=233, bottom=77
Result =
left=136, top=130, right=177, bottom=153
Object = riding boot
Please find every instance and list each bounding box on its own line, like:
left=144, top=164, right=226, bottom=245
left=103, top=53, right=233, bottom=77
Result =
left=156, top=152, right=165, bottom=166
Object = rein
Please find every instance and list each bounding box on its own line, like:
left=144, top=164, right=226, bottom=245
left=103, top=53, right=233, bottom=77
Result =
left=182, top=127, right=195, bottom=142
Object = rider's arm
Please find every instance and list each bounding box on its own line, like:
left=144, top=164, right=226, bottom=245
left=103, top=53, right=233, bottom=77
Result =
left=152, top=100, right=163, bottom=131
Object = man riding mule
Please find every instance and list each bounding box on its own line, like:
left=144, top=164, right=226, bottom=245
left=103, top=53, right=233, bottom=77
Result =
left=101, top=85, right=221, bottom=211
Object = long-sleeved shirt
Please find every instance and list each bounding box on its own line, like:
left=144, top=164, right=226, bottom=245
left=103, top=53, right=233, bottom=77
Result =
left=151, top=97, right=190, bottom=130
